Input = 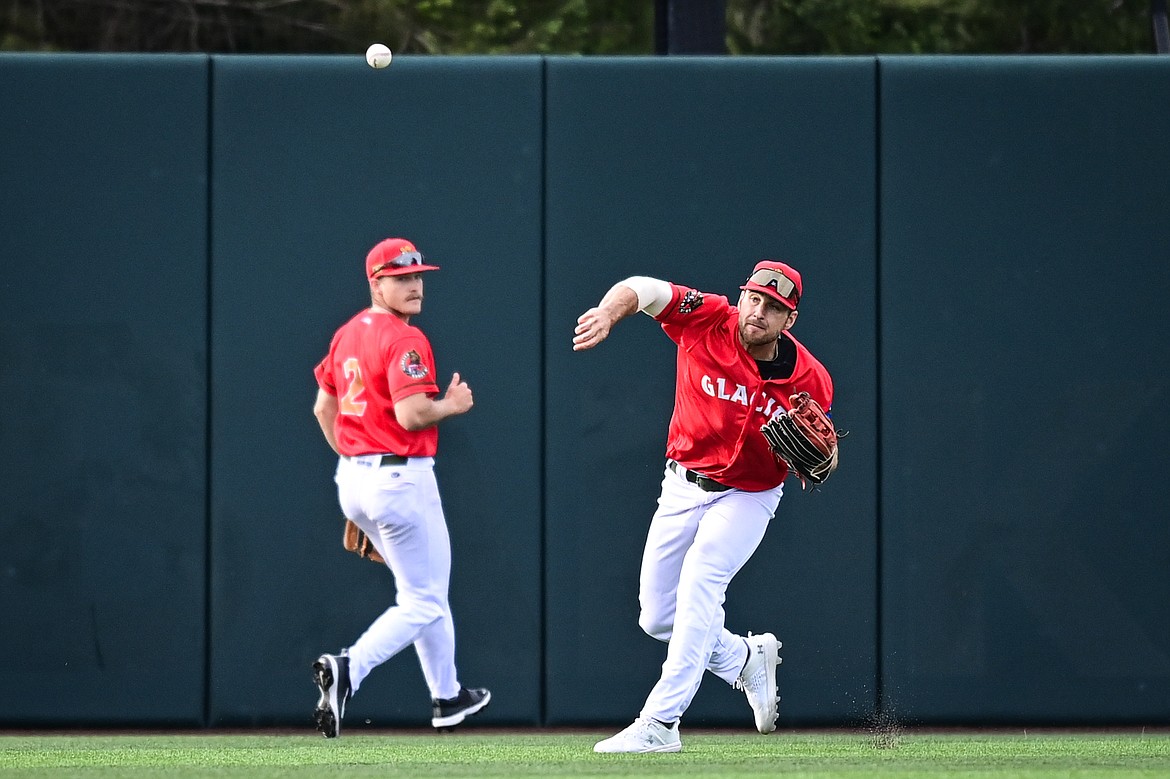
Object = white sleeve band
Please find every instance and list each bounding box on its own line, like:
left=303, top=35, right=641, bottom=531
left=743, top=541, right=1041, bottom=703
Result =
left=620, top=276, right=672, bottom=317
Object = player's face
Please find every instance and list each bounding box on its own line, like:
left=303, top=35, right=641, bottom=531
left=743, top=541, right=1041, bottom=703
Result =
left=373, top=273, right=425, bottom=319
left=737, top=290, right=796, bottom=348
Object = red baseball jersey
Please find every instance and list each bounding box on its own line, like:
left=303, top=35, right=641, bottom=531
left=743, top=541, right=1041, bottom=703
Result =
left=314, top=309, right=440, bottom=457
left=655, top=283, right=834, bottom=492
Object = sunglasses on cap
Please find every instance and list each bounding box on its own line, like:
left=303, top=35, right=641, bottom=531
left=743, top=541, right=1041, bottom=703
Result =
left=371, top=251, right=425, bottom=276
left=747, top=268, right=799, bottom=303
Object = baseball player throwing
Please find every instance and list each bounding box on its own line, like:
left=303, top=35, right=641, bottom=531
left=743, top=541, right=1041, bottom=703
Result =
left=310, top=237, right=490, bottom=737
left=573, top=260, right=834, bottom=753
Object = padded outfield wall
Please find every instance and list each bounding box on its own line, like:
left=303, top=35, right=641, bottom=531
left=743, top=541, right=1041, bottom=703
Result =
left=0, top=52, right=1166, bottom=727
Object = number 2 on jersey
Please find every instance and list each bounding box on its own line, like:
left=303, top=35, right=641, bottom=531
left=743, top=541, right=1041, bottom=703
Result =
left=339, top=357, right=367, bottom=416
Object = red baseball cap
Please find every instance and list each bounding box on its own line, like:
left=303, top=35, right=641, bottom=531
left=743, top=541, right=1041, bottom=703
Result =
left=365, top=238, right=441, bottom=279
left=740, top=260, right=802, bottom=310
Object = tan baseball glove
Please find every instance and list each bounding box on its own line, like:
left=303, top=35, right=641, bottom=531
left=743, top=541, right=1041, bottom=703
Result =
left=343, top=518, right=384, bottom=564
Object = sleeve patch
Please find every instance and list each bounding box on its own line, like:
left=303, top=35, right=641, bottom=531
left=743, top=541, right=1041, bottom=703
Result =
left=677, top=289, right=704, bottom=314
left=399, top=350, right=430, bottom=380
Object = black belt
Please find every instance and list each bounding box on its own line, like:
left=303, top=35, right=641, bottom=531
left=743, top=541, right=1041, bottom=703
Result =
left=349, top=454, right=408, bottom=466
left=668, top=460, right=732, bottom=492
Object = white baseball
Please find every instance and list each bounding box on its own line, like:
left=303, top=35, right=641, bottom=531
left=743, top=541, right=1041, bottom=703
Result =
left=365, top=43, right=392, bottom=69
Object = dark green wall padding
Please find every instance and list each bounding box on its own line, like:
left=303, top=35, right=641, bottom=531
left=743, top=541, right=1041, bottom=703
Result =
left=0, top=52, right=1166, bottom=728
left=0, top=54, right=210, bottom=725
left=879, top=55, right=1170, bottom=723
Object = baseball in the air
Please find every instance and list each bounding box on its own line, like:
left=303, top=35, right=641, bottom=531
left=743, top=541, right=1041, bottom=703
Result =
left=365, top=43, right=392, bottom=69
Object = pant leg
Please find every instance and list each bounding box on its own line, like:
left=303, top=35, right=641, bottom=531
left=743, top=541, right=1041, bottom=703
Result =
left=335, top=458, right=459, bottom=698
left=638, top=468, right=781, bottom=678
left=409, top=472, right=460, bottom=700
left=639, top=484, right=780, bottom=723
left=637, top=466, right=703, bottom=643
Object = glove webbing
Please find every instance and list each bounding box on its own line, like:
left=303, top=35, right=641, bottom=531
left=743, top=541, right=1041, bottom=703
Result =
left=762, top=417, right=837, bottom=484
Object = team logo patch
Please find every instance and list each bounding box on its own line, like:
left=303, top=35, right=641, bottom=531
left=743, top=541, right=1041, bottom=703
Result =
left=399, top=350, right=429, bottom=380
left=678, top=289, right=704, bottom=314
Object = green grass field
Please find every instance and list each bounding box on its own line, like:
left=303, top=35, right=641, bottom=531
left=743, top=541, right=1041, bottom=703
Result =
left=2, top=730, right=1168, bottom=778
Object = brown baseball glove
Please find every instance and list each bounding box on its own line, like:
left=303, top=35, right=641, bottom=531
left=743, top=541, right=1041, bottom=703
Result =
left=760, top=392, right=844, bottom=488
left=343, top=518, right=384, bottom=564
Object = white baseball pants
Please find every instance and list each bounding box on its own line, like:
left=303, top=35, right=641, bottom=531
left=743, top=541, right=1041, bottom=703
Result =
left=333, top=455, right=461, bottom=701
left=638, top=463, right=783, bottom=724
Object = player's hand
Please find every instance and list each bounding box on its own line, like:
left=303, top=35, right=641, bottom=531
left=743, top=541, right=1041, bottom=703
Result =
left=573, top=307, right=615, bottom=351
left=443, top=372, right=473, bottom=415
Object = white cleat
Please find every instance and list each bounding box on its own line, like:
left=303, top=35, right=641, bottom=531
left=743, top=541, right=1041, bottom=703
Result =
left=593, top=716, right=682, bottom=753
left=735, top=631, right=781, bottom=734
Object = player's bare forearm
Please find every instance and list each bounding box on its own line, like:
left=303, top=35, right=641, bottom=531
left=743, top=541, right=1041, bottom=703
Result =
left=313, top=389, right=341, bottom=454
left=395, top=372, right=473, bottom=430
left=573, top=283, right=639, bottom=351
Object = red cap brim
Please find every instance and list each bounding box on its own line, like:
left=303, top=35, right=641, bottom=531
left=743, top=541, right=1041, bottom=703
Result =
left=371, top=264, right=441, bottom=279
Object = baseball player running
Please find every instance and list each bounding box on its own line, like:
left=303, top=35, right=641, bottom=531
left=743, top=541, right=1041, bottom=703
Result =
left=310, top=237, right=490, bottom=737
left=573, top=260, right=834, bottom=753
